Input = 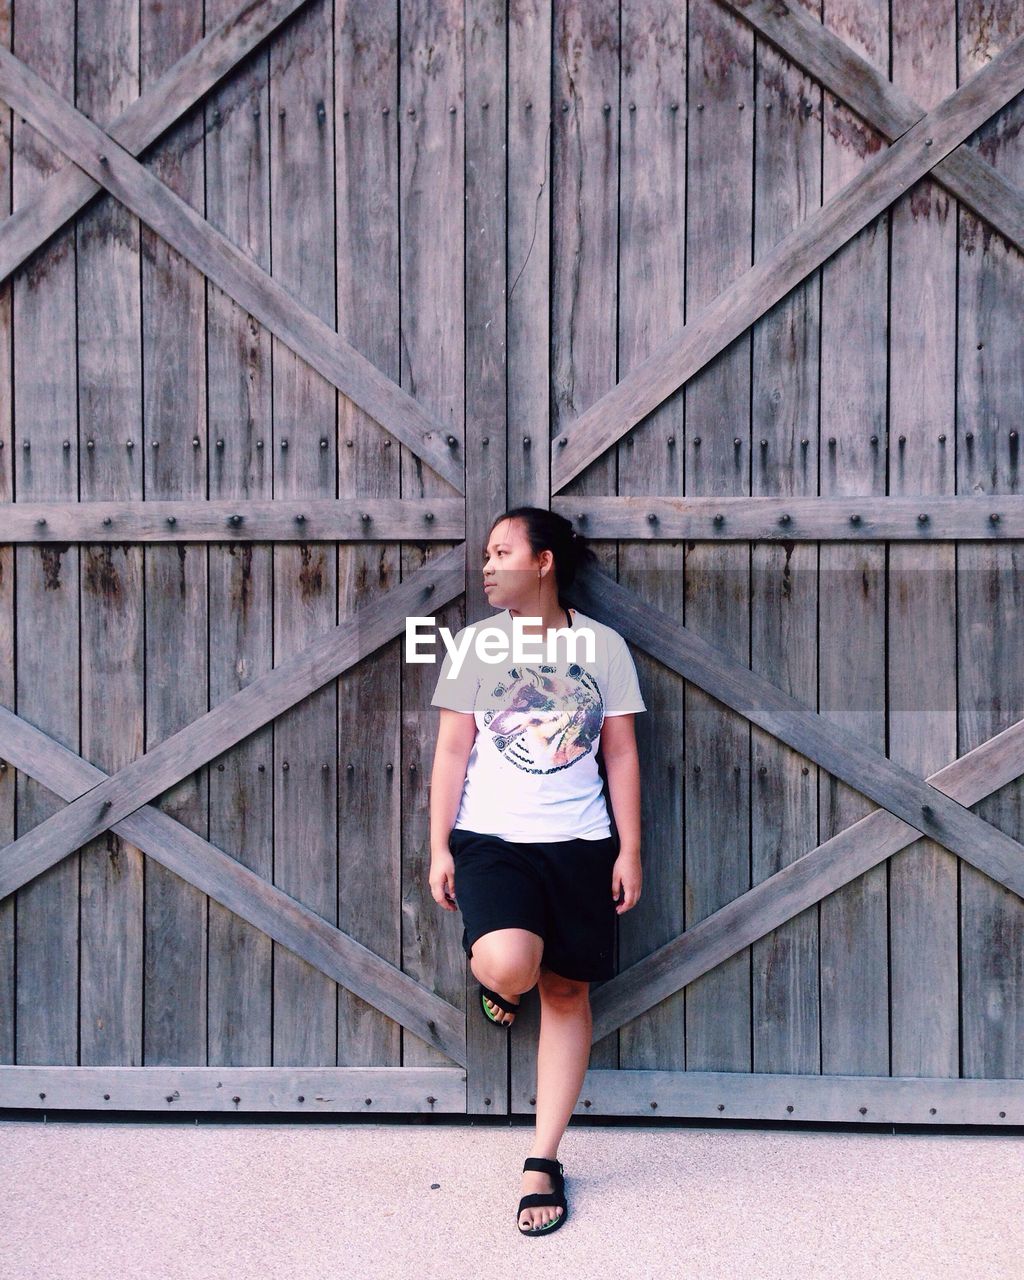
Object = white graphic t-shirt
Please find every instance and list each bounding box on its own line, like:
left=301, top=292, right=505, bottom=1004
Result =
left=430, top=607, right=646, bottom=842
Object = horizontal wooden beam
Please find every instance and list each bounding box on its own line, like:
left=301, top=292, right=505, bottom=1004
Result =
left=0, top=704, right=467, bottom=1067
left=568, top=565, right=1024, bottom=897
left=0, top=45, right=464, bottom=494
left=0, top=543, right=466, bottom=901
left=0, top=0, right=313, bottom=282
left=553, top=495, right=1024, bottom=541
left=0, top=1066, right=466, bottom=1112
left=555, top=1068, right=1024, bottom=1124
left=592, top=711, right=1024, bottom=1040
left=0, top=499, right=464, bottom=543
left=552, top=31, right=1024, bottom=491
left=727, top=0, right=1024, bottom=255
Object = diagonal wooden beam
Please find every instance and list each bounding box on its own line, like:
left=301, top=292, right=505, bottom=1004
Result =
left=552, top=31, right=1024, bottom=491
left=0, top=544, right=466, bottom=900
left=0, top=0, right=313, bottom=283
left=0, top=46, right=464, bottom=494
left=568, top=565, right=1024, bottom=899
left=592, top=713, right=1024, bottom=1041
left=0, top=706, right=466, bottom=1067
left=725, top=0, right=1024, bottom=255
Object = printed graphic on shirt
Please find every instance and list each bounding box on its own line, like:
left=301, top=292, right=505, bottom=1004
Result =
left=482, top=662, right=603, bottom=775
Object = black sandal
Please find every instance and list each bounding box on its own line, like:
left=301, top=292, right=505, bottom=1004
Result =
left=516, top=1156, right=568, bottom=1236
left=480, top=984, right=520, bottom=1027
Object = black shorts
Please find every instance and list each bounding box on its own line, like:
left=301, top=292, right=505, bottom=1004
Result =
left=447, top=827, right=621, bottom=983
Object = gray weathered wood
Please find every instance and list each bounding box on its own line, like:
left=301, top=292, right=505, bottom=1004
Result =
left=0, top=0, right=313, bottom=285
left=590, top=712, right=1024, bottom=1040
left=11, top=0, right=79, bottom=1068
left=0, top=1065, right=467, bottom=1112
left=0, top=702, right=467, bottom=1065
left=205, top=0, right=275, bottom=1069
left=728, top=0, right=1024, bottom=255
left=0, top=498, right=462, bottom=541
left=549, top=494, right=1024, bottom=539
left=0, top=41, right=465, bottom=493
left=567, top=564, right=1024, bottom=899
left=551, top=27, right=1024, bottom=490
left=0, top=544, right=465, bottom=901
left=957, top=1, right=1024, bottom=1083
left=77, top=0, right=145, bottom=1071
left=749, top=0, right=821, bottom=1078
left=0, top=0, right=13, bottom=1068
left=886, top=0, right=959, bottom=1081
left=614, top=0, right=686, bottom=1077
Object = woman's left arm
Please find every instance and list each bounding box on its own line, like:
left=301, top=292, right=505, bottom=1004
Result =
left=601, top=714, right=642, bottom=912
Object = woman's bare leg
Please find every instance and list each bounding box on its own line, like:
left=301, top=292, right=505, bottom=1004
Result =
left=519, top=967, right=591, bottom=1231
left=468, top=928, right=543, bottom=1025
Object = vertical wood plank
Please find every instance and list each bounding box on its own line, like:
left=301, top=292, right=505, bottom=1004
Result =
left=615, top=0, right=686, bottom=1072
left=0, top=0, right=13, bottom=1066
left=507, top=0, right=550, bottom=512
left=750, top=0, right=822, bottom=1076
left=817, top=0, right=889, bottom=1077
left=269, top=0, right=338, bottom=1068
left=888, top=0, right=959, bottom=1079
left=12, top=0, right=79, bottom=1066
left=141, top=0, right=209, bottom=1065
left=683, top=0, right=753, bottom=1073
left=76, top=0, right=145, bottom=1071
left=460, top=0, right=508, bottom=1108
left=205, top=0, right=275, bottom=1067
left=399, top=0, right=465, bottom=1072
left=957, top=0, right=1024, bottom=1080
left=335, top=0, right=402, bottom=1072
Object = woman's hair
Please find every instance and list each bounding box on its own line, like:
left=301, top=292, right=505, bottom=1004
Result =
left=488, top=506, right=598, bottom=605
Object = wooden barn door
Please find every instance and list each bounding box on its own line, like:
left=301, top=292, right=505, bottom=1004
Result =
left=2, top=0, right=1024, bottom=1125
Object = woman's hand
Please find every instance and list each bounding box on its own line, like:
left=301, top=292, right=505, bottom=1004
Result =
left=611, top=851, right=642, bottom=914
left=429, top=851, right=458, bottom=911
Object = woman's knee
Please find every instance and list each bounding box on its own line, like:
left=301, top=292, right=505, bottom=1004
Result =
left=470, top=928, right=543, bottom=991
left=538, top=967, right=590, bottom=1001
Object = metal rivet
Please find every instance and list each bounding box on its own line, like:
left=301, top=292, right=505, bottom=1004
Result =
left=192, top=436, right=201, bottom=449
left=295, top=513, right=306, bottom=523
left=86, top=440, right=94, bottom=450
left=713, top=514, right=724, bottom=526
left=63, top=439, right=71, bottom=449
left=733, top=437, right=741, bottom=447
left=167, top=516, right=176, bottom=527
left=917, top=512, right=929, bottom=524
left=361, top=512, right=371, bottom=522
left=647, top=512, right=657, bottom=524
left=557, top=436, right=566, bottom=447
left=447, top=434, right=458, bottom=447
left=990, top=513, right=1000, bottom=524
left=36, top=518, right=46, bottom=527
left=316, top=101, right=326, bottom=125
left=898, top=434, right=906, bottom=445
left=152, top=440, right=159, bottom=448
left=229, top=514, right=242, bottom=526
left=281, top=439, right=288, bottom=449
left=283, top=761, right=289, bottom=771
left=256, top=440, right=264, bottom=449
left=126, top=439, right=134, bottom=449
left=965, top=431, right=974, bottom=442
left=103, top=517, right=112, bottom=526
left=850, top=514, right=861, bottom=525
left=693, top=436, right=701, bottom=446
left=779, top=513, right=790, bottom=524
left=938, top=434, right=946, bottom=443
left=320, top=438, right=329, bottom=449
left=216, top=439, right=225, bottom=450
left=425, top=511, right=434, bottom=522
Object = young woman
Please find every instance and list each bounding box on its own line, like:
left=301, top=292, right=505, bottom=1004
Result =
left=427, top=506, right=646, bottom=1236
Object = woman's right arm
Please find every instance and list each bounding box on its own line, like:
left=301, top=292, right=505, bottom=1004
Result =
left=428, top=710, right=477, bottom=907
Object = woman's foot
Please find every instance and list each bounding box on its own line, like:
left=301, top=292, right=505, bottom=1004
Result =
left=518, top=1159, right=563, bottom=1232
left=482, top=990, right=518, bottom=1025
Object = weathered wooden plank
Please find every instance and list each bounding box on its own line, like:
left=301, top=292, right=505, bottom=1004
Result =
left=0, top=42, right=464, bottom=492
left=887, top=0, right=959, bottom=1081
left=591, top=708, right=1024, bottom=1041
left=0, top=0, right=314, bottom=285
left=749, top=0, right=822, bottom=1078
left=335, top=0, right=404, bottom=1078
left=269, top=0, right=338, bottom=1070
left=77, top=0, right=145, bottom=1071
left=0, top=497, right=463, bottom=541
left=567, top=1068, right=1024, bottom=1123
left=0, top=1065, right=467, bottom=1112
left=0, top=0, right=13, bottom=1067
left=205, top=0, right=275, bottom=1069
left=0, top=703, right=467, bottom=1065
left=550, top=28, right=1024, bottom=491
left=682, top=0, right=754, bottom=1078
left=0, top=544, right=465, bottom=902
left=550, top=494, right=1024, bottom=539
left=567, top=564, right=1024, bottom=899
left=459, top=0, right=509, bottom=1113
left=614, top=0, right=686, bottom=1077
left=817, top=0, right=889, bottom=1079
left=958, top=0, right=1024, bottom=1082
left=399, top=0, right=466, bottom=1077
left=11, top=0, right=79, bottom=1067
left=728, top=0, right=1024, bottom=255
left=141, top=0, right=209, bottom=1068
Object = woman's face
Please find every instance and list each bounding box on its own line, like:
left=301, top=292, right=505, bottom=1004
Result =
left=481, top=517, right=553, bottom=611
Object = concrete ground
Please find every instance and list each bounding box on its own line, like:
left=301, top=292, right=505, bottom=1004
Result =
left=1, top=1117, right=1021, bottom=1280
